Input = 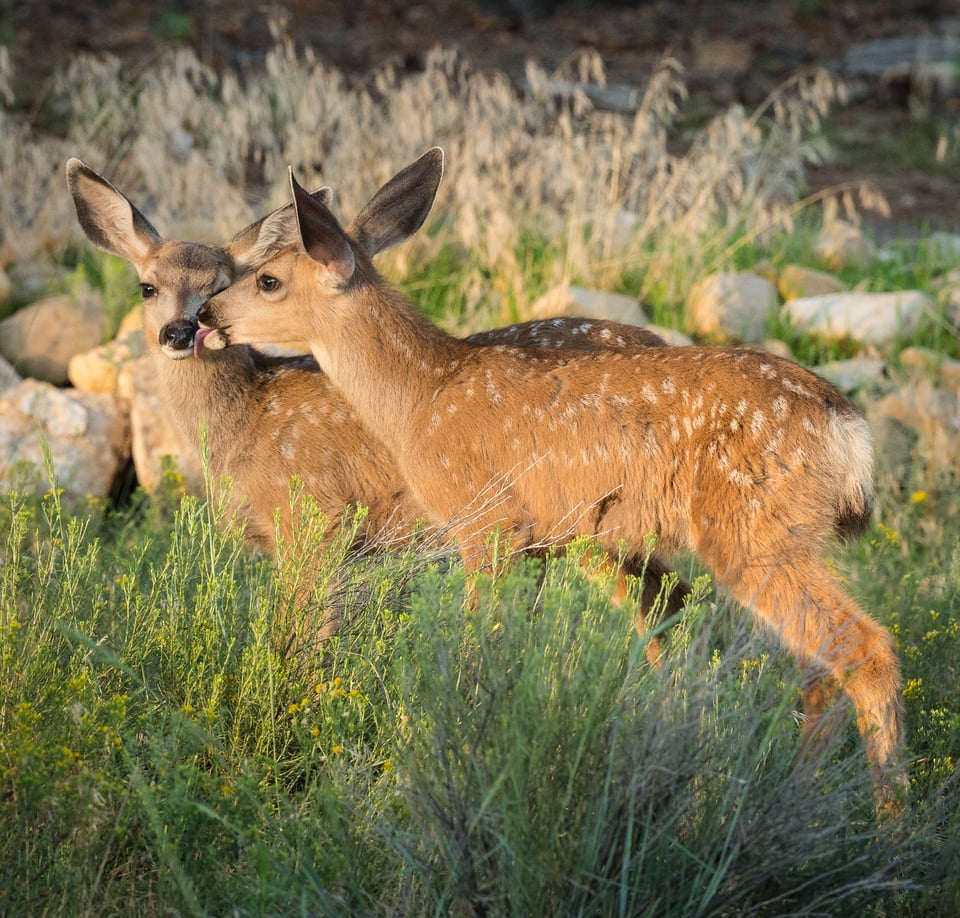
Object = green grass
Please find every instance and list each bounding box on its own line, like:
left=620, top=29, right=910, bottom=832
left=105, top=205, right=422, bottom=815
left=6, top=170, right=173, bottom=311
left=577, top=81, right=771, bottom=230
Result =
left=1, top=467, right=958, bottom=915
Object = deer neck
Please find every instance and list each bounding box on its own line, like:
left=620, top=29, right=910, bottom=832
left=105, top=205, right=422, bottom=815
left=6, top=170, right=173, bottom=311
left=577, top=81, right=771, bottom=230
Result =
left=309, top=283, right=461, bottom=454
left=151, top=345, right=258, bottom=463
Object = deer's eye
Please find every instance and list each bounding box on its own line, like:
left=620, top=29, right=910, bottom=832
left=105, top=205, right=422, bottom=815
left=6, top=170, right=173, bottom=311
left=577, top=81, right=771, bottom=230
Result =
left=258, top=274, right=280, bottom=293
left=140, top=283, right=157, bottom=299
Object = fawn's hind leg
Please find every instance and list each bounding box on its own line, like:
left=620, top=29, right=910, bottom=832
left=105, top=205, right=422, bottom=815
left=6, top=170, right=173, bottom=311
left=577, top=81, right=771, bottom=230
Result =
left=725, top=560, right=904, bottom=806
left=795, top=671, right=846, bottom=764
left=581, top=553, right=691, bottom=667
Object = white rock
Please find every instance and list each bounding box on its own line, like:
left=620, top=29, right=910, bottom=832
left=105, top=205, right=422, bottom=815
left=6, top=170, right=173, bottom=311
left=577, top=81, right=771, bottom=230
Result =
left=777, top=264, right=846, bottom=301
left=69, top=325, right=146, bottom=395
left=783, top=290, right=931, bottom=346
left=0, top=379, right=130, bottom=500
left=531, top=284, right=649, bottom=326
left=898, top=346, right=960, bottom=390
left=645, top=324, right=694, bottom=347
left=119, top=355, right=204, bottom=493
left=0, top=353, right=19, bottom=393
left=0, top=288, right=106, bottom=385
left=868, top=379, right=960, bottom=482
left=685, top=271, right=778, bottom=343
left=813, top=357, right=890, bottom=394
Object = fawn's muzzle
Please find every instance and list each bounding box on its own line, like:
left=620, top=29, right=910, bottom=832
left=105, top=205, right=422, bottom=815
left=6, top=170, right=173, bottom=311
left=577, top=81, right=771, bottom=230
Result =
left=159, top=319, right=198, bottom=359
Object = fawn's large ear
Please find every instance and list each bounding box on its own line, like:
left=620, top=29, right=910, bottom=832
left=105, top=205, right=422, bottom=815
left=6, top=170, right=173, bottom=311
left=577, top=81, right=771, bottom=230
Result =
left=348, top=147, right=444, bottom=257
left=290, top=172, right=356, bottom=284
left=226, top=187, right=333, bottom=270
left=66, top=158, right=162, bottom=266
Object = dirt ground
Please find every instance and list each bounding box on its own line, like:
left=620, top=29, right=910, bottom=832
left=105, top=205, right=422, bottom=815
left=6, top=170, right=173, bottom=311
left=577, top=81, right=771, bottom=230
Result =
left=9, top=0, right=960, bottom=236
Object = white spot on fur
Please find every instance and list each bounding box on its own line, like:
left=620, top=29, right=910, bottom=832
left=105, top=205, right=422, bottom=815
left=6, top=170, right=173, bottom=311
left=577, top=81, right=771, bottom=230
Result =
left=772, top=395, right=788, bottom=419
left=661, top=377, right=676, bottom=395
left=781, top=376, right=812, bottom=397
left=485, top=371, right=502, bottom=404
left=641, top=383, right=658, bottom=404
left=750, top=409, right=765, bottom=435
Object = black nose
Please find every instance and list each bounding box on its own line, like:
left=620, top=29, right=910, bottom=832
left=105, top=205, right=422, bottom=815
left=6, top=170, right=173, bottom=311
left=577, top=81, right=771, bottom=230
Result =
left=159, top=319, right=197, bottom=351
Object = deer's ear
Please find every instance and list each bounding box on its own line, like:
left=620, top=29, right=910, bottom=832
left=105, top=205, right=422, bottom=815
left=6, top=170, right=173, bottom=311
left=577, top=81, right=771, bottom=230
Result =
left=348, top=147, right=443, bottom=256
left=290, top=171, right=356, bottom=284
left=227, top=186, right=332, bottom=269
left=66, top=158, right=162, bottom=266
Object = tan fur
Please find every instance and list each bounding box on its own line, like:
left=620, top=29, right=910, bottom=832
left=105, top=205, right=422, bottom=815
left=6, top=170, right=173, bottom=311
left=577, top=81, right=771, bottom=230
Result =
left=65, top=158, right=685, bottom=645
left=198, top=149, right=904, bottom=809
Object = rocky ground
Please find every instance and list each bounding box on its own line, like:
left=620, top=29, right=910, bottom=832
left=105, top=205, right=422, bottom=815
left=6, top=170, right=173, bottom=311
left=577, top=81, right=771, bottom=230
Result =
left=8, top=0, right=960, bottom=235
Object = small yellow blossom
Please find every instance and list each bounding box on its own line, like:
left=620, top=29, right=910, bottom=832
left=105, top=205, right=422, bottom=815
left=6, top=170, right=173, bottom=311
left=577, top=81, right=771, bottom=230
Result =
left=382, top=760, right=394, bottom=771
left=331, top=744, right=344, bottom=755
left=876, top=522, right=901, bottom=547
left=910, top=490, right=927, bottom=504
left=903, top=678, right=923, bottom=701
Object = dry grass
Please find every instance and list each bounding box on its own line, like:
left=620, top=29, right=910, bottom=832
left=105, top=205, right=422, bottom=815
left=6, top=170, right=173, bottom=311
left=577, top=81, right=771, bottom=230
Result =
left=1, top=31, right=873, bottom=324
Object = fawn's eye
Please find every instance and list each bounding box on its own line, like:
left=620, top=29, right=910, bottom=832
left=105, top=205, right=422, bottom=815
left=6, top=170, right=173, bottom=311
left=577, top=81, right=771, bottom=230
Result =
left=139, top=283, right=157, bottom=299
left=258, top=274, right=280, bottom=293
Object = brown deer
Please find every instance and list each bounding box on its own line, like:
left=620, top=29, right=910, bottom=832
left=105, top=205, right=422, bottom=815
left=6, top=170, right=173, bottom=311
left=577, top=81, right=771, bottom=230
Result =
left=197, top=148, right=905, bottom=810
left=66, top=158, right=685, bottom=649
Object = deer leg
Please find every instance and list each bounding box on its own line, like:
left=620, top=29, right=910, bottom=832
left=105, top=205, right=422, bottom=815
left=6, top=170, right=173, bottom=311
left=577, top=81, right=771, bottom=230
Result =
left=795, top=671, right=846, bottom=765
left=722, top=560, right=904, bottom=816
left=579, top=552, right=692, bottom=667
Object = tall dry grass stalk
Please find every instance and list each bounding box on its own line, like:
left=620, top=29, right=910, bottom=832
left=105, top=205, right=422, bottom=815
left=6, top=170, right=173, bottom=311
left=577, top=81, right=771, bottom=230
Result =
left=3, top=34, right=866, bottom=319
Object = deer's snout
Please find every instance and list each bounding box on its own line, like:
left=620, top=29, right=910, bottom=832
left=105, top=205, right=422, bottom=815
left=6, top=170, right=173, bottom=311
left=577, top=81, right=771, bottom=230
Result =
left=196, top=302, right=214, bottom=326
left=159, top=319, right=198, bottom=359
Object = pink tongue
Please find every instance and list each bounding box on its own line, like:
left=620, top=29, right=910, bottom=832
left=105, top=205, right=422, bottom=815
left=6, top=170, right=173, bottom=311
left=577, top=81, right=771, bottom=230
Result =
left=193, top=327, right=212, bottom=357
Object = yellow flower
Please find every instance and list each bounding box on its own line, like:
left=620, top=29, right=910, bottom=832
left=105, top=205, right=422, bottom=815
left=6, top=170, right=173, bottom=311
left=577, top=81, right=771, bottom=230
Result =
left=903, top=678, right=923, bottom=701
left=382, top=760, right=394, bottom=771
left=910, top=490, right=927, bottom=504
left=331, top=744, right=344, bottom=755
